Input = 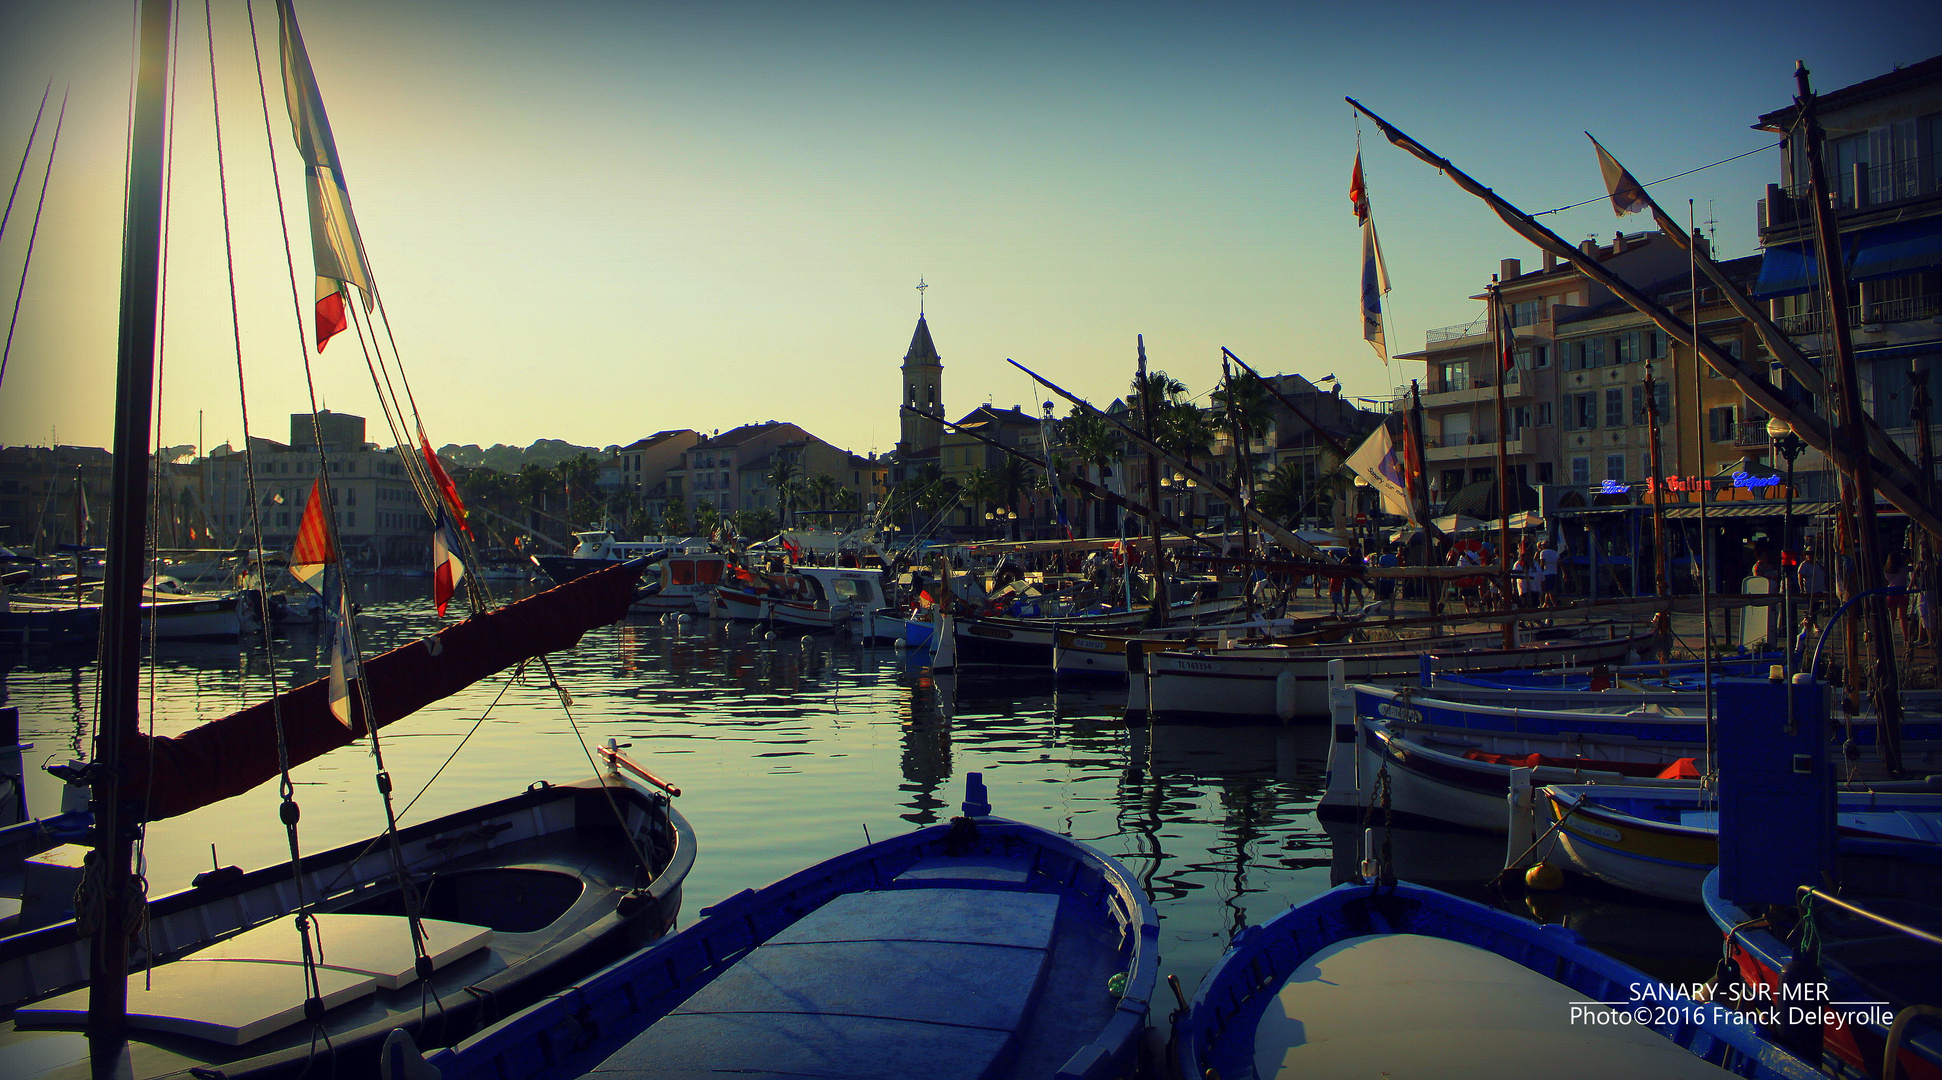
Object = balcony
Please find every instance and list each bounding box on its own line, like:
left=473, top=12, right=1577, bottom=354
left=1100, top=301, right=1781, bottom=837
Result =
left=1424, top=433, right=1526, bottom=462
left=1776, top=293, right=1942, bottom=336
left=1422, top=373, right=1528, bottom=406
left=1762, top=154, right=1942, bottom=231
left=1427, top=313, right=1489, bottom=343
left=1733, top=421, right=1771, bottom=449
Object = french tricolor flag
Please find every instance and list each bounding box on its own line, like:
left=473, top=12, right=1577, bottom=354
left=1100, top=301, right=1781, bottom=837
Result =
left=432, top=507, right=466, bottom=618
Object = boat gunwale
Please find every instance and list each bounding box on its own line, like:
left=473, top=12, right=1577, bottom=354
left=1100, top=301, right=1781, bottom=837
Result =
left=426, top=814, right=1159, bottom=1080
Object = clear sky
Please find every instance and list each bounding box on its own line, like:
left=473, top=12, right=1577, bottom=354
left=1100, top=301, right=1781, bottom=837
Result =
left=0, top=0, right=1936, bottom=460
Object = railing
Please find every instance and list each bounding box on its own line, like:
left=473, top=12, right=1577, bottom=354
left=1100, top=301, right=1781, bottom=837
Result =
left=1776, top=293, right=1942, bottom=336
left=1733, top=421, right=1771, bottom=448
left=1774, top=153, right=1941, bottom=216
left=1427, top=313, right=1488, bottom=343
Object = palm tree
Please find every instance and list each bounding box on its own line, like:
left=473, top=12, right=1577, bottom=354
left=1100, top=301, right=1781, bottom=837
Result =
left=766, top=456, right=801, bottom=528
left=804, top=473, right=842, bottom=528
left=960, top=467, right=1002, bottom=537
left=994, top=456, right=1033, bottom=540
left=1254, top=461, right=1306, bottom=530
left=1060, top=405, right=1122, bottom=537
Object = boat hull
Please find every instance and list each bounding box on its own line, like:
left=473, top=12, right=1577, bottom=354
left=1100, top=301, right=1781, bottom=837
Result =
left=1, top=775, right=694, bottom=1080
left=425, top=802, right=1159, bottom=1080
left=1147, top=628, right=1656, bottom=723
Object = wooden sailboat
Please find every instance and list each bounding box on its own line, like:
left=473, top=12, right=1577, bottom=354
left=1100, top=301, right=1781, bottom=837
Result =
left=0, top=4, right=695, bottom=1078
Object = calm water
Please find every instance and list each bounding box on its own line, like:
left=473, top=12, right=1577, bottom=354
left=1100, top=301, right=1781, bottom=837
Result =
left=1, top=576, right=1722, bottom=1000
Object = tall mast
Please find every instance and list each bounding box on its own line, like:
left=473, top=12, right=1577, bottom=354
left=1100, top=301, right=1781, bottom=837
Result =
left=89, top=0, right=171, bottom=1056
left=1489, top=279, right=1513, bottom=647
left=1796, top=63, right=1903, bottom=772
left=1137, top=337, right=1169, bottom=626
left=1410, top=381, right=1442, bottom=621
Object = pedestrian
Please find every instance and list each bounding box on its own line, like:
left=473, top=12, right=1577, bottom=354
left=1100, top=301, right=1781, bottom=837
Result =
left=1796, top=547, right=1829, bottom=626
left=1538, top=540, right=1561, bottom=609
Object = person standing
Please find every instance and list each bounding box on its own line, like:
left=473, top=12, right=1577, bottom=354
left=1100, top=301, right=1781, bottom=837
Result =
left=1796, top=546, right=1830, bottom=627
left=1538, top=540, right=1561, bottom=609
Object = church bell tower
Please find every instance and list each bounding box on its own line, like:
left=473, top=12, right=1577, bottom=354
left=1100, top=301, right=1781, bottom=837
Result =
left=897, top=284, right=943, bottom=455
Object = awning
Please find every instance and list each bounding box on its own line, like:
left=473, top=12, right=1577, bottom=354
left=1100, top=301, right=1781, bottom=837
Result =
left=1850, top=217, right=1942, bottom=282
left=1662, top=501, right=1837, bottom=519
left=1752, top=242, right=1818, bottom=299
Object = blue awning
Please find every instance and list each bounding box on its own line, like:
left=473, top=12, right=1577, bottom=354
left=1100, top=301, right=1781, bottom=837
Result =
left=1752, top=242, right=1817, bottom=299
left=1850, top=217, right=1942, bottom=282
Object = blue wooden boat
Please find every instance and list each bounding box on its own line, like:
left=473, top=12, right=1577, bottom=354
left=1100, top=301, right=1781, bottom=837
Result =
left=420, top=773, right=1159, bottom=1080
left=1173, top=879, right=1822, bottom=1079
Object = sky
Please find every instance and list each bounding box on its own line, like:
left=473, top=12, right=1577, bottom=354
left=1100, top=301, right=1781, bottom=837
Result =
left=0, top=0, right=1936, bottom=461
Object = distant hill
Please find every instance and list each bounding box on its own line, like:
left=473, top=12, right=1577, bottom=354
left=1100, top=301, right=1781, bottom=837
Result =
left=435, top=440, right=619, bottom=473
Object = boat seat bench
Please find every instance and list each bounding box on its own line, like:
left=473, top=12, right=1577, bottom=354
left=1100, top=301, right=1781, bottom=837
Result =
left=590, top=873, right=1061, bottom=1080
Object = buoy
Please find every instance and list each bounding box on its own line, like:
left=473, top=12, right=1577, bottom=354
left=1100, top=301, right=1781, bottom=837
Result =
left=1524, top=862, right=1565, bottom=891
left=763, top=630, right=777, bottom=641
left=1274, top=668, right=1297, bottom=722
left=892, top=637, right=907, bottom=650
left=678, top=613, right=692, bottom=623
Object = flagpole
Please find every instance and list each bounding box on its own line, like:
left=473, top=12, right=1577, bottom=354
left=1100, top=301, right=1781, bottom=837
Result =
left=1691, top=200, right=1717, bottom=786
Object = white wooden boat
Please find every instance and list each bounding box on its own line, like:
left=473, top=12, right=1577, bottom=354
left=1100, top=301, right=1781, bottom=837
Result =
left=1523, top=783, right=1942, bottom=904
left=713, top=565, right=888, bottom=632
left=1142, top=623, right=1654, bottom=722
left=629, top=552, right=729, bottom=617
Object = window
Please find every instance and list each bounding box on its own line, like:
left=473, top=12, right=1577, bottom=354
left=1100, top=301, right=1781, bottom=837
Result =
left=1442, top=413, right=1471, bottom=445
left=1642, top=452, right=1654, bottom=482
left=1708, top=406, right=1737, bottom=443
left=1646, top=331, right=1666, bottom=360
left=1605, top=388, right=1624, bottom=428
left=1586, top=338, right=1606, bottom=368
left=1511, top=299, right=1543, bottom=327
left=1606, top=454, right=1626, bottom=482
left=1655, top=381, right=1670, bottom=419
left=1537, top=461, right=1555, bottom=484
left=1533, top=344, right=1550, bottom=369
left=1535, top=401, right=1553, bottom=427
left=1632, top=386, right=1645, bottom=424
left=1615, top=331, right=1639, bottom=365
left=1574, top=393, right=1598, bottom=430
left=1571, top=456, right=1590, bottom=484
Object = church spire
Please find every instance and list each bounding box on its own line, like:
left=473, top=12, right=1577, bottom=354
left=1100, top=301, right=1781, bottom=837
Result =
left=897, top=281, right=943, bottom=456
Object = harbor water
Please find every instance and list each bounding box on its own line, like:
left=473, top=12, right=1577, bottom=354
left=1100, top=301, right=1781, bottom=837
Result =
left=2, top=576, right=1725, bottom=1002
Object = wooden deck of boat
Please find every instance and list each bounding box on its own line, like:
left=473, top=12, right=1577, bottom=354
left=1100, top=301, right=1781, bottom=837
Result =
left=589, top=856, right=1121, bottom=1080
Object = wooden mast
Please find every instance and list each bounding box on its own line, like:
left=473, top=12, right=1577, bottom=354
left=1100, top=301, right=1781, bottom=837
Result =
left=1796, top=62, right=1904, bottom=772
left=89, top=0, right=171, bottom=1058
left=1137, top=336, right=1168, bottom=627
left=1490, top=279, right=1514, bottom=647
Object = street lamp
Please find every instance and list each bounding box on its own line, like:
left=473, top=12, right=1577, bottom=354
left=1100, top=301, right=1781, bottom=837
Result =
left=1768, top=414, right=1807, bottom=665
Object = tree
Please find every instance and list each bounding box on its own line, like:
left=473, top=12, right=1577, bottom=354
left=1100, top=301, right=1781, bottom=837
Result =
left=804, top=473, right=842, bottom=528
left=692, top=500, right=721, bottom=536
left=960, top=467, right=1002, bottom=536
left=994, top=455, right=1033, bottom=540
left=1255, top=461, right=1307, bottom=530
left=767, top=456, right=801, bottom=528
left=1060, top=405, right=1122, bottom=537
left=663, top=499, right=689, bottom=536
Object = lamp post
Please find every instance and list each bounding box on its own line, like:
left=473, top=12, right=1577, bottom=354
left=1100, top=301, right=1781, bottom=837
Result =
left=1768, top=415, right=1807, bottom=667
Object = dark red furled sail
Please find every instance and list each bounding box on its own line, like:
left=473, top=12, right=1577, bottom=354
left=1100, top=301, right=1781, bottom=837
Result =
left=125, top=559, right=645, bottom=821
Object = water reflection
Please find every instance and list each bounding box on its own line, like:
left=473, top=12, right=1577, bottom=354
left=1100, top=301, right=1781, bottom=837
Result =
left=1, top=579, right=1721, bottom=997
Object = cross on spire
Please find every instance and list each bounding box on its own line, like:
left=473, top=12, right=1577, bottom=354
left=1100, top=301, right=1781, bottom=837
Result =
left=916, top=276, right=928, bottom=315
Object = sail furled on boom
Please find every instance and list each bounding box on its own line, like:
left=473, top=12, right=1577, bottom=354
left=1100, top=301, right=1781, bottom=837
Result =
left=278, top=0, right=374, bottom=351
left=123, top=559, right=646, bottom=820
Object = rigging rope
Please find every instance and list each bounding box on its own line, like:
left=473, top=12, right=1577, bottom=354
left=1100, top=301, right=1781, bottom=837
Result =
left=0, top=89, right=68, bottom=392
left=0, top=81, right=51, bottom=245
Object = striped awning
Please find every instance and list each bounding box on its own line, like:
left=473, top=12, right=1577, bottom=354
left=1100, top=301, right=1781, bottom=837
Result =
left=1662, top=501, right=1836, bottom=519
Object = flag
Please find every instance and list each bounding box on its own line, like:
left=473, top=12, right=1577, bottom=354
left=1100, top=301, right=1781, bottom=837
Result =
left=1351, top=153, right=1390, bottom=359
left=1499, top=293, right=1518, bottom=373
left=432, top=507, right=466, bottom=618
left=1401, top=409, right=1427, bottom=524
left=1345, top=420, right=1413, bottom=520
left=279, top=0, right=374, bottom=352
left=289, top=478, right=335, bottom=593
left=73, top=479, right=90, bottom=546
left=1588, top=133, right=1649, bottom=217
left=417, top=424, right=471, bottom=537
left=327, top=580, right=358, bottom=728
